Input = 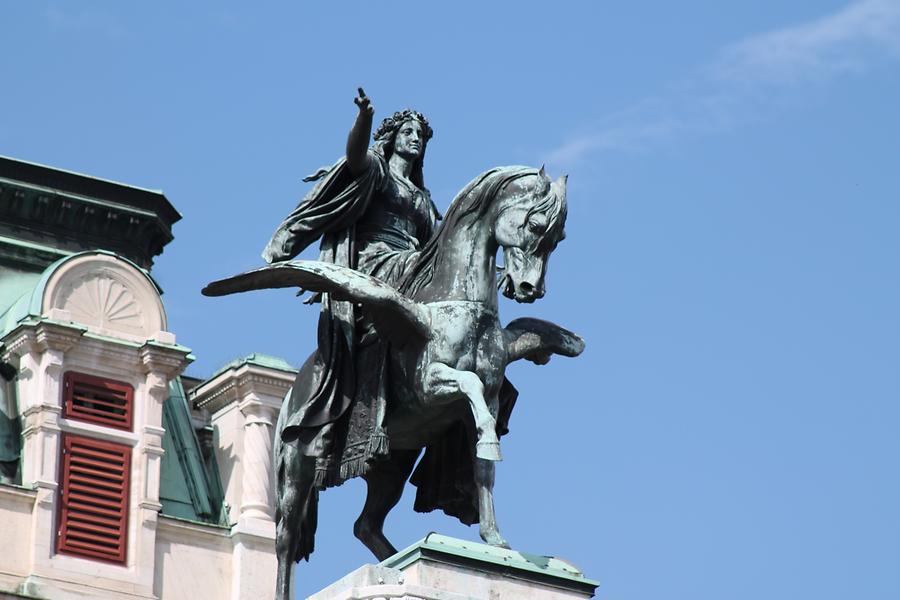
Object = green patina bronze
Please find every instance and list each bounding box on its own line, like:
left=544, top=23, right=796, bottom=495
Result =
left=204, top=89, right=585, bottom=600
left=383, top=533, right=600, bottom=594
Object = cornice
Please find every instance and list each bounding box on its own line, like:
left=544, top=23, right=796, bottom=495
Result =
left=2, top=319, right=86, bottom=358
left=138, top=341, right=193, bottom=379
left=1, top=319, right=191, bottom=379
left=191, top=363, right=295, bottom=414
left=0, top=176, right=175, bottom=270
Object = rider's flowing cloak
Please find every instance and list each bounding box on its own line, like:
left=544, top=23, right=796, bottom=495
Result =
left=263, top=154, right=518, bottom=528
left=263, top=155, right=390, bottom=488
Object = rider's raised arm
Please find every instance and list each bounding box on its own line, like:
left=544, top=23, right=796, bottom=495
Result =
left=346, top=88, right=374, bottom=177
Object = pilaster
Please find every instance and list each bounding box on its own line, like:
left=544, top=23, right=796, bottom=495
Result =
left=191, top=356, right=294, bottom=526
left=191, top=355, right=295, bottom=600
left=134, top=341, right=193, bottom=593
left=237, top=398, right=277, bottom=522
left=3, top=321, right=81, bottom=573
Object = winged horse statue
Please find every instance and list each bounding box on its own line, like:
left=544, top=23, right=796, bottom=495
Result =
left=203, top=165, right=584, bottom=600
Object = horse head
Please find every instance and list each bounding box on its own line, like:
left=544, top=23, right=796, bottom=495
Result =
left=494, top=167, right=568, bottom=303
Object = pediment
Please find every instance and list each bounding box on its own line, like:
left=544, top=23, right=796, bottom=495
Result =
left=42, top=253, right=167, bottom=343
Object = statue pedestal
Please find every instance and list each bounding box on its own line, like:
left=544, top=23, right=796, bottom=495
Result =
left=307, top=533, right=598, bottom=600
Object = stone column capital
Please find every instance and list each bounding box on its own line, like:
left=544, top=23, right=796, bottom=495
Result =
left=2, top=320, right=85, bottom=360
left=238, top=396, right=279, bottom=425
left=138, top=341, right=192, bottom=380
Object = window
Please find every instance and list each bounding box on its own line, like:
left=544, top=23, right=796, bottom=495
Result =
left=57, top=434, right=131, bottom=564
left=63, top=372, right=133, bottom=431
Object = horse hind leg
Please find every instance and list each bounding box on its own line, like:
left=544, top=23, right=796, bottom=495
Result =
left=422, top=362, right=501, bottom=461
left=354, top=449, right=419, bottom=561
left=275, top=442, right=317, bottom=600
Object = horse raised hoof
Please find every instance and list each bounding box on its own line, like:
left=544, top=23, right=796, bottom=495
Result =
left=476, top=440, right=502, bottom=461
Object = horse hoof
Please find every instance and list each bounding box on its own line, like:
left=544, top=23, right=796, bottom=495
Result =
left=481, top=530, right=511, bottom=548
left=476, top=441, right=502, bottom=461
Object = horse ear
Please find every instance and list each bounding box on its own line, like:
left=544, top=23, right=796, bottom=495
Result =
left=554, top=174, right=568, bottom=197
left=538, top=164, right=547, bottom=179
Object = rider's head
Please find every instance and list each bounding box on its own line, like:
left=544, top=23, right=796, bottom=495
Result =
left=373, top=110, right=433, bottom=187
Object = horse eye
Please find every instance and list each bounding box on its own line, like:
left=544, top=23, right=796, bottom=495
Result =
left=528, top=217, right=547, bottom=233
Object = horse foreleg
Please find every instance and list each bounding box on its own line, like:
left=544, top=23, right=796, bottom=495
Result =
left=354, top=449, right=419, bottom=561
left=474, top=458, right=510, bottom=548
left=422, top=362, right=501, bottom=461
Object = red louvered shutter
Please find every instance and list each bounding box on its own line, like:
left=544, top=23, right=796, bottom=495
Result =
left=57, top=434, right=131, bottom=564
left=63, top=372, right=134, bottom=431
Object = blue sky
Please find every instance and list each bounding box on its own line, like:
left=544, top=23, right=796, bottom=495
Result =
left=2, top=1, right=899, bottom=598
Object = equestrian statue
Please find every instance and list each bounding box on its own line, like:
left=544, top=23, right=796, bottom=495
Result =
left=203, top=89, right=585, bottom=600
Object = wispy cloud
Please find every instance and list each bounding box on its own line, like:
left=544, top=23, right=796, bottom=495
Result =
left=546, top=0, right=900, bottom=169
left=44, top=6, right=129, bottom=40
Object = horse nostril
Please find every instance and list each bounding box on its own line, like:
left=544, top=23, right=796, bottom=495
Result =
left=519, top=282, right=534, bottom=295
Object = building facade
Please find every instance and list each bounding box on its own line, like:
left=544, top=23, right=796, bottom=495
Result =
left=0, top=156, right=290, bottom=600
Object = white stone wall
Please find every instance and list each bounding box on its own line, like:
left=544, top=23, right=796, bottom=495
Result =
left=0, top=485, right=36, bottom=587
left=153, top=517, right=233, bottom=600
left=0, top=252, right=287, bottom=600
left=209, top=402, right=243, bottom=523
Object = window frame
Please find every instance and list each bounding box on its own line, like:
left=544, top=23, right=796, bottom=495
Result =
left=62, top=371, right=134, bottom=431
left=56, top=433, right=131, bottom=565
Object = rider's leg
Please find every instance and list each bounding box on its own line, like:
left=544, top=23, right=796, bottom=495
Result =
left=474, top=457, right=510, bottom=548
left=421, top=362, right=501, bottom=461
left=354, top=449, right=420, bottom=560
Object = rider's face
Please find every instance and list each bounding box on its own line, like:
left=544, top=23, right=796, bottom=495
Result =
left=393, top=120, right=423, bottom=159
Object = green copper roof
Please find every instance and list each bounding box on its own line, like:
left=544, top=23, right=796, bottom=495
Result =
left=382, top=533, right=599, bottom=594
left=159, top=377, right=227, bottom=525
left=0, top=268, right=41, bottom=326
left=209, top=352, right=298, bottom=379
left=0, top=233, right=71, bottom=276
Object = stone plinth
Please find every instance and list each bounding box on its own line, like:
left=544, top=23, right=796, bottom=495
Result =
left=308, top=533, right=598, bottom=600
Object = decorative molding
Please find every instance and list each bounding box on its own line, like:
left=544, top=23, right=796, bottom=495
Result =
left=0, top=483, right=38, bottom=506
left=230, top=518, right=276, bottom=542
left=57, top=419, right=140, bottom=448
left=139, top=343, right=192, bottom=380
left=192, top=364, right=294, bottom=415
left=139, top=500, right=163, bottom=513
left=0, top=160, right=179, bottom=271
left=2, top=321, right=85, bottom=359
left=141, top=425, right=165, bottom=450
left=238, top=398, right=278, bottom=425
left=42, top=253, right=168, bottom=343
left=156, top=515, right=232, bottom=543
left=58, top=273, right=144, bottom=336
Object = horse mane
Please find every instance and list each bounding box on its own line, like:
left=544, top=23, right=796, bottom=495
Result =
left=398, top=165, right=546, bottom=297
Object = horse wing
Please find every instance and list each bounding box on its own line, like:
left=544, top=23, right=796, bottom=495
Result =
left=503, top=317, right=585, bottom=364
left=203, top=261, right=430, bottom=343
